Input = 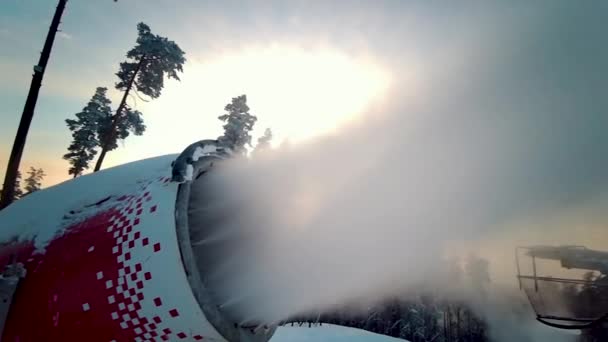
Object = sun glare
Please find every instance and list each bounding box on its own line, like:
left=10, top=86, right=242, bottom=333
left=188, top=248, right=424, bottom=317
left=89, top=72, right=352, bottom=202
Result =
left=149, top=45, right=391, bottom=147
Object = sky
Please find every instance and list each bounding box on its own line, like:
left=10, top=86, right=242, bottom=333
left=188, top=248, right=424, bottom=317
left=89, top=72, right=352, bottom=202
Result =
left=0, top=0, right=395, bottom=186
left=0, top=1, right=607, bottom=188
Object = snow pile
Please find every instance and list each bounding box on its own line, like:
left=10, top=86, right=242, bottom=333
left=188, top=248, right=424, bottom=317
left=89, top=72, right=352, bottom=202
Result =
left=271, top=324, right=408, bottom=342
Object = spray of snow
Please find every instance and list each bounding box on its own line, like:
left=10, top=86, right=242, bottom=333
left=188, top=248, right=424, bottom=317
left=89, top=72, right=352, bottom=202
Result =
left=189, top=87, right=604, bottom=341
left=189, top=5, right=607, bottom=341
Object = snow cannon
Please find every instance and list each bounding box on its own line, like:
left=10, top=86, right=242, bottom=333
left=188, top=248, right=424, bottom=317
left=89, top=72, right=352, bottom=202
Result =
left=0, top=140, right=276, bottom=342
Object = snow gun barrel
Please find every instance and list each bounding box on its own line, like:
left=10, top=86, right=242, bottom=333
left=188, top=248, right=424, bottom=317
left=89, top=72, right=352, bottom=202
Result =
left=0, top=140, right=274, bottom=342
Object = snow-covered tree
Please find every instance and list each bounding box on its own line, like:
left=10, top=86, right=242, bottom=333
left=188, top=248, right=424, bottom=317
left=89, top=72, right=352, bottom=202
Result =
left=253, top=127, right=272, bottom=154
left=64, top=87, right=111, bottom=177
left=64, top=87, right=144, bottom=177
left=94, top=22, right=185, bottom=171
left=218, top=95, right=257, bottom=154
left=23, top=167, right=45, bottom=194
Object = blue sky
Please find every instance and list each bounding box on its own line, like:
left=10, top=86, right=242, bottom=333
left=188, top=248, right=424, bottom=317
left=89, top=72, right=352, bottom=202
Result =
left=1, top=0, right=401, bottom=185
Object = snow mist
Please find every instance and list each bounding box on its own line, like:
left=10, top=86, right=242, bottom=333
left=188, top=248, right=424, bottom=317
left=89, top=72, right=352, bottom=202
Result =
left=189, top=86, right=606, bottom=341
left=187, top=4, right=607, bottom=341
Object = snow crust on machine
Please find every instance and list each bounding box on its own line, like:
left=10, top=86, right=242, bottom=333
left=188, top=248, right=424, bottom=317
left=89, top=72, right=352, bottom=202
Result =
left=0, top=154, right=177, bottom=251
left=271, top=324, right=409, bottom=342
left=192, top=144, right=220, bottom=161
left=171, top=140, right=230, bottom=182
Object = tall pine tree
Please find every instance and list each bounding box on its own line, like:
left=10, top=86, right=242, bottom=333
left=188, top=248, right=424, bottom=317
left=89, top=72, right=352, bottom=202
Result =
left=218, top=95, right=257, bottom=154
left=64, top=87, right=145, bottom=177
left=64, top=87, right=110, bottom=177
left=96, top=104, right=145, bottom=152
left=94, top=22, right=185, bottom=171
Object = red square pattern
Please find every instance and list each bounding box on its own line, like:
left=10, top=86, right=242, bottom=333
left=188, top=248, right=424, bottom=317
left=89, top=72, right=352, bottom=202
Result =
left=154, top=297, right=162, bottom=307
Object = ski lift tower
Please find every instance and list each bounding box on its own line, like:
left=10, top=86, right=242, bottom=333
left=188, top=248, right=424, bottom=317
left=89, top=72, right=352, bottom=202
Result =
left=516, top=245, right=608, bottom=330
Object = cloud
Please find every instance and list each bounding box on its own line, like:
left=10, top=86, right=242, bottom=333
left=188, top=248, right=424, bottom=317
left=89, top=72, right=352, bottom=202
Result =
left=57, top=31, right=72, bottom=40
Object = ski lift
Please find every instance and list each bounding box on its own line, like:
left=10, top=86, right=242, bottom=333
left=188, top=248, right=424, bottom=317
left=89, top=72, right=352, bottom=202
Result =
left=515, top=246, right=608, bottom=330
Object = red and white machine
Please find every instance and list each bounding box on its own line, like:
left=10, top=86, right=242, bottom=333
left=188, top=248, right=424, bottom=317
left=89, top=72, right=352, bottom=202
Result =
left=0, top=140, right=274, bottom=342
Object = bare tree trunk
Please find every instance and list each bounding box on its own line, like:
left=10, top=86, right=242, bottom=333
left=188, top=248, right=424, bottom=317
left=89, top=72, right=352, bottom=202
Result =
left=444, top=309, right=449, bottom=342
left=467, top=311, right=471, bottom=342
left=447, top=305, right=452, bottom=341
left=0, top=0, right=67, bottom=210
left=456, top=307, right=461, bottom=342
left=93, top=57, right=145, bottom=172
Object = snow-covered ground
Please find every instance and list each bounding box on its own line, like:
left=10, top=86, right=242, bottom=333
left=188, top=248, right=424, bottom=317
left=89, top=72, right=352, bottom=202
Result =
left=271, top=324, right=408, bottom=342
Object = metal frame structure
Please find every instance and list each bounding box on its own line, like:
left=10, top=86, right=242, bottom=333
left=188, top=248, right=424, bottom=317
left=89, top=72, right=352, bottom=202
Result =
left=516, top=246, right=608, bottom=329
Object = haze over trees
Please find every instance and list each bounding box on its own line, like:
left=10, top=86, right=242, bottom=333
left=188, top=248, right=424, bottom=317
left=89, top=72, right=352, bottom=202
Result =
left=253, top=128, right=273, bottom=155
left=287, top=257, right=491, bottom=342
left=93, top=22, right=186, bottom=171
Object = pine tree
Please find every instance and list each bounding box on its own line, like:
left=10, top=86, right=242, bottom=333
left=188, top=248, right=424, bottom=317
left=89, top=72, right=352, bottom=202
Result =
left=253, top=127, right=273, bottom=154
left=97, top=104, right=145, bottom=151
left=218, top=95, right=257, bottom=154
left=94, top=22, right=185, bottom=171
left=64, top=87, right=111, bottom=177
left=23, top=167, right=45, bottom=194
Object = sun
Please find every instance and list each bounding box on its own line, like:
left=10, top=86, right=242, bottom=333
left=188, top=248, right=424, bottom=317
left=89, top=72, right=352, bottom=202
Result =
left=207, top=46, right=391, bottom=142
left=107, top=45, right=391, bottom=165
